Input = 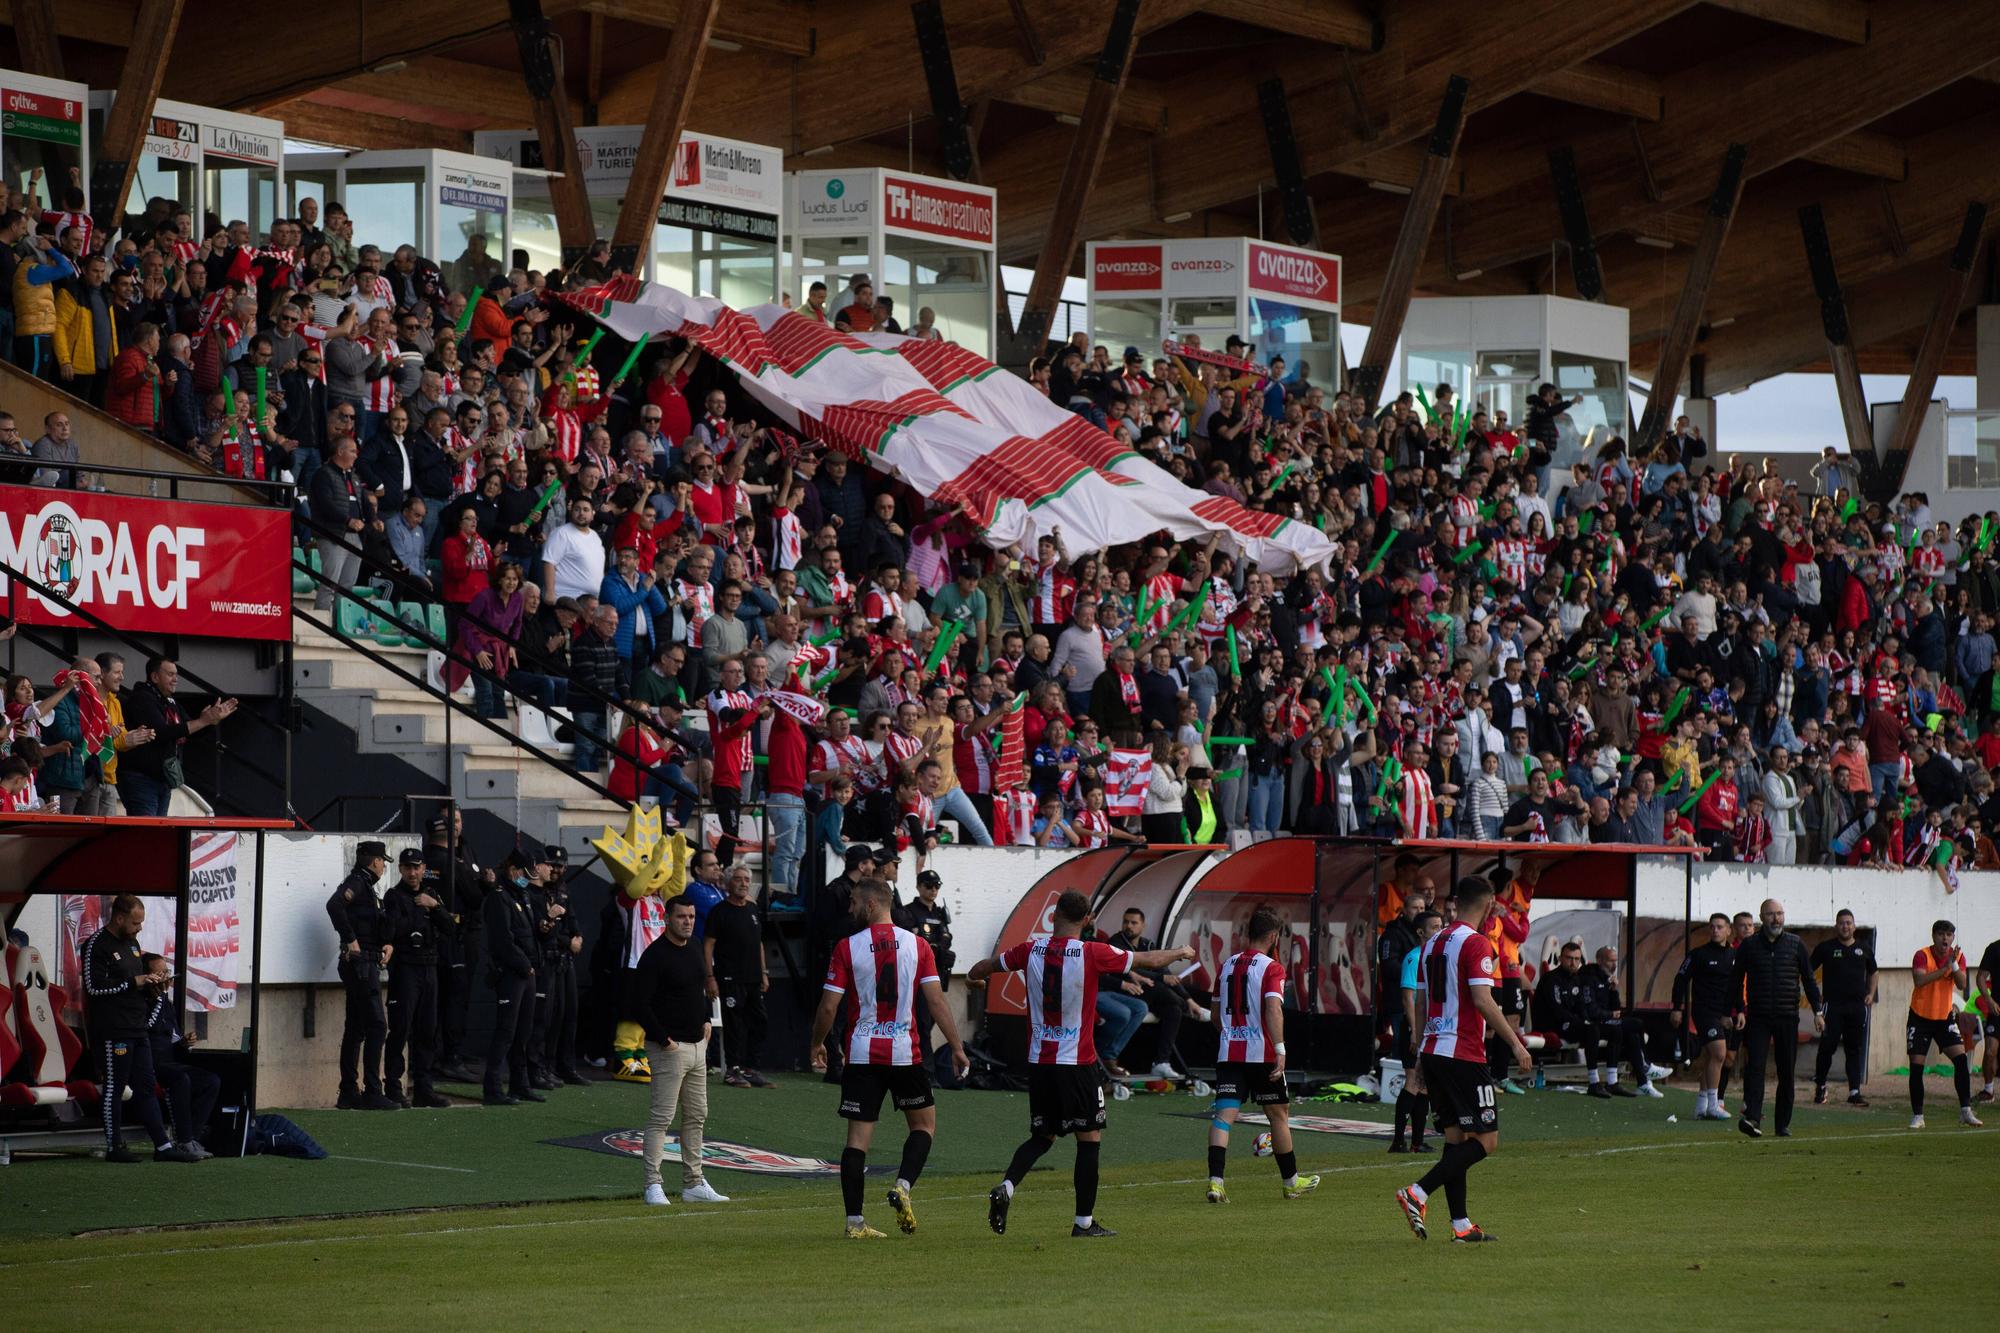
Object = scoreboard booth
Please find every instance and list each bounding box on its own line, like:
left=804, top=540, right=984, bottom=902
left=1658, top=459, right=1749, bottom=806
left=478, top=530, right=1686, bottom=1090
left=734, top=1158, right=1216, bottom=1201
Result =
left=981, top=837, right=1694, bottom=1078
left=0, top=814, right=287, bottom=1164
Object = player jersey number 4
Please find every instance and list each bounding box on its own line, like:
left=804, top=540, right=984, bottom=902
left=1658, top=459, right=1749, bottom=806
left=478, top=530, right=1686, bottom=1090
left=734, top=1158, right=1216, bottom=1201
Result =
left=998, top=935, right=1133, bottom=1066
left=1215, top=949, right=1286, bottom=1064
left=824, top=923, right=938, bottom=1067
left=1420, top=922, right=1498, bottom=1062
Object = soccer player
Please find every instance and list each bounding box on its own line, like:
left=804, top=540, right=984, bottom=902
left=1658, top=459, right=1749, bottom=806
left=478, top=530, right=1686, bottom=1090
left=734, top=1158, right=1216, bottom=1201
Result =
left=1716, top=909, right=1755, bottom=1109
left=1978, top=934, right=2000, bottom=1104
left=1810, top=908, right=1877, bottom=1107
left=1204, top=908, right=1321, bottom=1203
left=810, top=878, right=971, bottom=1239
left=1670, top=913, right=1737, bottom=1120
left=1394, top=876, right=1533, bottom=1244
left=1906, top=919, right=1981, bottom=1129
left=967, top=889, right=1193, bottom=1238
left=1390, top=908, right=1443, bottom=1153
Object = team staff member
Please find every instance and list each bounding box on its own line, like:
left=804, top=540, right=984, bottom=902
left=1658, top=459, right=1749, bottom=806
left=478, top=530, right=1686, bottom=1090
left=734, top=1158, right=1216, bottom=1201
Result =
left=82, top=895, right=193, bottom=1162
left=143, top=954, right=220, bottom=1156
left=483, top=851, right=545, bottom=1106
left=1389, top=908, right=1441, bottom=1154
left=709, top=864, right=773, bottom=1088
left=1581, top=946, right=1662, bottom=1097
left=325, top=840, right=399, bottom=1111
left=631, top=895, right=731, bottom=1207
left=810, top=878, right=969, bottom=1239
left=1482, top=861, right=1535, bottom=1093
left=1535, top=942, right=1621, bottom=1097
left=1978, top=935, right=2000, bottom=1104
left=968, top=890, right=1192, bottom=1239
left=422, top=806, right=483, bottom=1084
left=1717, top=910, right=1755, bottom=1109
left=382, top=848, right=452, bottom=1108
left=1906, top=920, right=1981, bottom=1129
left=1729, top=898, right=1823, bottom=1139
left=1395, top=877, right=1534, bottom=1244
left=534, top=844, right=585, bottom=1086
left=1810, top=909, right=1877, bottom=1108
left=1203, top=908, right=1321, bottom=1204
left=1105, top=904, right=1195, bottom=1080
left=1671, top=913, right=1737, bottom=1121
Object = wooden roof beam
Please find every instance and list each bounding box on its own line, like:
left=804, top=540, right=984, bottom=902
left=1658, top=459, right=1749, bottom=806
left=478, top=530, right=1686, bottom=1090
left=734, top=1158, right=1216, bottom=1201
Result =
left=1002, top=66, right=1169, bottom=132
left=1200, top=0, right=1378, bottom=50
left=1532, top=60, right=1663, bottom=121
left=273, top=97, right=474, bottom=152
left=335, top=56, right=557, bottom=128
left=1800, top=130, right=1908, bottom=180
left=1709, top=0, right=1870, bottom=44
left=564, top=0, right=815, bottom=58
left=610, top=0, right=720, bottom=265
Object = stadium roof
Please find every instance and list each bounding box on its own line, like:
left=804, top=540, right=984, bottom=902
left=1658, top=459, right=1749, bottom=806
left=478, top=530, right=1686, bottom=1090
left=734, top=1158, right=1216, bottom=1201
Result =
left=15, top=0, right=2000, bottom=392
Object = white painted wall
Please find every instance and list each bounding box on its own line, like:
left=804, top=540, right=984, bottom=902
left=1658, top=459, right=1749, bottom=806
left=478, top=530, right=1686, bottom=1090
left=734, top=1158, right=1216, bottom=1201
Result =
left=257, top=832, right=423, bottom=984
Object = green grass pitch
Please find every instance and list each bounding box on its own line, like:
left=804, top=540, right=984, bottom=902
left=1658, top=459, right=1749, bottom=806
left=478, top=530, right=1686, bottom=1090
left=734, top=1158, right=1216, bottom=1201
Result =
left=3, top=1076, right=1992, bottom=1329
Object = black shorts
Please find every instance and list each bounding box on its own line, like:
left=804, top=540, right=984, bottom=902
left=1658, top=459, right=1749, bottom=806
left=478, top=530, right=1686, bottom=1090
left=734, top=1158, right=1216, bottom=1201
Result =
left=1692, top=1009, right=1731, bottom=1046
left=1906, top=1014, right=1965, bottom=1059
left=1725, top=1014, right=1744, bottom=1051
left=1214, top=1061, right=1289, bottom=1106
left=838, top=1064, right=934, bottom=1121
left=1028, top=1064, right=1107, bottom=1137
left=1495, top=980, right=1526, bottom=1020
left=1421, top=1053, right=1498, bottom=1134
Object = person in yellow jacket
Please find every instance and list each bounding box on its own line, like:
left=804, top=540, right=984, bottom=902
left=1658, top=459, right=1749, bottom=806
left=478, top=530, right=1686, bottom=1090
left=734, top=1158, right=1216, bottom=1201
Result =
left=53, top=252, right=119, bottom=406
left=10, top=231, right=75, bottom=381
left=78, top=653, right=153, bottom=818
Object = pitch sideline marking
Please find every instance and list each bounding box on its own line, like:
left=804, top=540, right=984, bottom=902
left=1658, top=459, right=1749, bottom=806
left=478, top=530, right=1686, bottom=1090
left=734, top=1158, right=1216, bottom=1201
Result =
left=0, top=1127, right=1968, bottom=1272
left=329, top=1156, right=479, bottom=1174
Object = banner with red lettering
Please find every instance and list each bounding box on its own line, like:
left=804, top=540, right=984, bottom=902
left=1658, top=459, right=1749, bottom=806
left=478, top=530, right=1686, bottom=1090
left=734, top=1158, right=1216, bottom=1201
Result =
left=0, top=485, right=291, bottom=641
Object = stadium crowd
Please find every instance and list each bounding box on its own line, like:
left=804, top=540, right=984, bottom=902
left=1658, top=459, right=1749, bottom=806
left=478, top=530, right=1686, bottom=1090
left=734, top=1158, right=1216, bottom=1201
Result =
left=6, top=188, right=2000, bottom=893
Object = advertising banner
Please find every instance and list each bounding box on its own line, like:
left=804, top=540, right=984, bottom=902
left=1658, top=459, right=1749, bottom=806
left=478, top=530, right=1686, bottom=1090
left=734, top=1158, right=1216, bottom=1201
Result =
left=1091, top=243, right=1164, bottom=293
left=0, top=485, right=291, bottom=641
left=882, top=174, right=995, bottom=247
left=1246, top=240, right=1340, bottom=306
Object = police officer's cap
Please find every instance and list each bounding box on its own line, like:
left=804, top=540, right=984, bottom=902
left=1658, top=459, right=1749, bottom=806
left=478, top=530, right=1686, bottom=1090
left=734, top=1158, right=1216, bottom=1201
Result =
left=500, top=849, right=533, bottom=872
left=542, top=844, right=567, bottom=866
left=357, top=840, right=389, bottom=863
left=917, top=869, right=942, bottom=889
left=875, top=844, right=902, bottom=865
left=398, top=847, right=425, bottom=868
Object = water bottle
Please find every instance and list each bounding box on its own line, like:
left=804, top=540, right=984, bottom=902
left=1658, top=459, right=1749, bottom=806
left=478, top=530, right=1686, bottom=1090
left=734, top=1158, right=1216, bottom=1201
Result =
left=1533, top=1063, right=1546, bottom=1091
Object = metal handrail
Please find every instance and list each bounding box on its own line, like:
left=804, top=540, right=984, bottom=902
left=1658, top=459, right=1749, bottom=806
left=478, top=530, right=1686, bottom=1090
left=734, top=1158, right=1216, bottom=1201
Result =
left=1, top=456, right=296, bottom=504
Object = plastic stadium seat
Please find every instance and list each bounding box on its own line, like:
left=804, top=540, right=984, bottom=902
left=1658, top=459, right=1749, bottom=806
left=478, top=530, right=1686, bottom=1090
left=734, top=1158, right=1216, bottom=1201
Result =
left=426, top=604, right=448, bottom=646
left=395, top=602, right=432, bottom=649
left=292, top=548, right=313, bottom=596
left=374, top=604, right=414, bottom=648
left=516, top=702, right=574, bottom=757
left=337, top=598, right=381, bottom=642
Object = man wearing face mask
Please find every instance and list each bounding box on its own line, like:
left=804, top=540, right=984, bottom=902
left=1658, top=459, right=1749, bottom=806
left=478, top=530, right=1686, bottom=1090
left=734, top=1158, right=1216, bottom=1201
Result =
left=1728, top=898, right=1823, bottom=1138
left=483, top=851, right=545, bottom=1106
left=325, top=840, right=399, bottom=1110
left=381, top=847, right=453, bottom=1108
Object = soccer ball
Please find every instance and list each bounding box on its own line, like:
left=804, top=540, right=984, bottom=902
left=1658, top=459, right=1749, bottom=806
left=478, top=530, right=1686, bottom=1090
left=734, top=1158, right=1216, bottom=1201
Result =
left=1251, top=1131, right=1274, bottom=1157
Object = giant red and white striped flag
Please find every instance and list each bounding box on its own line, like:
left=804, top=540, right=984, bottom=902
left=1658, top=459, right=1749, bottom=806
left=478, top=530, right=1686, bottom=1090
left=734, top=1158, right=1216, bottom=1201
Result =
left=1103, top=748, right=1154, bottom=818
left=551, top=280, right=1336, bottom=572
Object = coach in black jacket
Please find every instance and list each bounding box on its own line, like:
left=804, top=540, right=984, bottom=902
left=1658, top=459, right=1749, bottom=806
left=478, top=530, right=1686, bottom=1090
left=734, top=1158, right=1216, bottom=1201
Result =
left=1729, top=899, right=1824, bottom=1138
left=83, top=894, right=184, bottom=1161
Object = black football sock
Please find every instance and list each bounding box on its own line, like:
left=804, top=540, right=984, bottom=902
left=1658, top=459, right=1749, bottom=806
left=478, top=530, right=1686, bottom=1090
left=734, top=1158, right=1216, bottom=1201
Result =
left=1952, top=1053, right=1972, bottom=1108
left=1207, top=1143, right=1227, bottom=1180
left=897, top=1130, right=932, bottom=1188
left=1444, top=1168, right=1468, bottom=1223
left=1910, top=1066, right=1925, bottom=1114
left=1275, top=1150, right=1297, bottom=1182
left=1392, top=1090, right=1408, bottom=1141
left=840, top=1147, right=866, bottom=1217
left=1415, top=1140, right=1465, bottom=1195
left=1409, top=1093, right=1430, bottom=1145
left=1074, top=1139, right=1101, bottom=1220
left=1718, top=1063, right=1732, bottom=1100
left=1004, top=1135, right=1051, bottom=1187
left=1456, top=1138, right=1487, bottom=1173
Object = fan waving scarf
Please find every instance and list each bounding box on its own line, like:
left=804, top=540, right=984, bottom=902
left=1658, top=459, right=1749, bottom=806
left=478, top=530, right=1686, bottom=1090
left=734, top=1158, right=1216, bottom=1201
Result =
left=555, top=280, right=1335, bottom=573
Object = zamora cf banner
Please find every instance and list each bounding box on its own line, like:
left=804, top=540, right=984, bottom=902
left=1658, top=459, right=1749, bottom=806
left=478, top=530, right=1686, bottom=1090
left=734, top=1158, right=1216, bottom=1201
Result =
left=0, top=485, right=291, bottom=640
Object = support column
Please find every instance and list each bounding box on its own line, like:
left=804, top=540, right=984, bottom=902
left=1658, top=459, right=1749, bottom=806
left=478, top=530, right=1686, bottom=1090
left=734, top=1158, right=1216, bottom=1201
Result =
left=912, top=0, right=977, bottom=182
left=1883, top=201, right=1988, bottom=490
left=511, top=0, right=596, bottom=268
left=1351, top=74, right=1470, bottom=413
left=1257, top=78, right=1318, bottom=249
left=1547, top=144, right=1606, bottom=302
left=12, top=0, right=65, bottom=79
left=1014, top=0, right=1141, bottom=354
left=88, top=0, right=187, bottom=241
left=1797, top=202, right=1877, bottom=466
left=1634, top=144, right=1748, bottom=457
left=608, top=0, right=722, bottom=273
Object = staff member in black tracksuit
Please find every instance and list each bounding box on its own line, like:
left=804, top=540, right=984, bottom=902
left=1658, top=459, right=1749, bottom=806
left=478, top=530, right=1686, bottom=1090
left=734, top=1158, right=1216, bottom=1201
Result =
left=83, top=894, right=194, bottom=1162
left=326, top=840, right=400, bottom=1110
left=423, top=806, right=483, bottom=1084
left=1580, top=945, right=1658, bottom=1097
left=1730, top=898, right=1824, bottom=1139
left=144, top=954, right=219, bottom=1155
left=383, top=847, right=454, bottom=1108
left=1671, top=913, right=1738, bottom=1122
left=1810, top=908, right=1878, bottom=1108
left=532, top=844, right=586, bottom=1087
left=483, top=851, right=545, bottom=1105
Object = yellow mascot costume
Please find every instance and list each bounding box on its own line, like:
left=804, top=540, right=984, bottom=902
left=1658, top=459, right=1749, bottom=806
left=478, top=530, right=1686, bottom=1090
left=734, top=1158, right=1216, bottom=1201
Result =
left=591, top=804, right=690, bottom=1082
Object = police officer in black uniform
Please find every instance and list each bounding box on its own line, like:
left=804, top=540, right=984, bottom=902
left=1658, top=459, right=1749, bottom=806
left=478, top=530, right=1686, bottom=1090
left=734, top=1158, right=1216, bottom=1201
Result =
left=423, top=806, right=484, bottom=1084
left=1810, top=907, right=1878, bottom=1107
left=326, top=840, right=400, bottom=1110
left=483, top=850, right=545, bottom=1105
left=384, top=847, right=454, bottom=1108
left=523, top=848, right=559, bottom=1091
left=532, top=844, right=586, bottom=1086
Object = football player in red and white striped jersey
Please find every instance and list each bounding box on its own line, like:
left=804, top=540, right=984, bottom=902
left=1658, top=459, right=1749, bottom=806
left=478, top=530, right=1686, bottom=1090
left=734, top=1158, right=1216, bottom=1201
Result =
left=811, top=878, right=968, bottom=1239
left=968, top=890, right=1192, bottom=1238
left=1394, top=877, right=1532, bottom=1245
left=1204, top=909, right=1320, bottom=1204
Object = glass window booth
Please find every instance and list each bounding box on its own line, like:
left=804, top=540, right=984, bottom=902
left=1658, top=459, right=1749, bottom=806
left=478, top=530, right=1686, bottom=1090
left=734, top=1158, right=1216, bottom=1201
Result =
left=788, top=167, right=996, bottom=357
left=2, top=70, right=90, bottom=222
left=282, top=149, right=512, bottom=293
left=473, top=126, right=783, bottom=304
left=86, top=95, right=282, bottom=237
left=1400, top=295, right=1631, bottom=443
left=1083, top=237, right=1342, bottom=388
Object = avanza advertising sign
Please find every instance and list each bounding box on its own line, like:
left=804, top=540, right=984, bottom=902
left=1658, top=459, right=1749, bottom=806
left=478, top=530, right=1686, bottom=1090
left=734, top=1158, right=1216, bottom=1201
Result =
left=1246, top=241, right=1340, bottom=306
left=1091, top=243, right=1164, bottom=293
left=0, top=486, right=291, bottom=641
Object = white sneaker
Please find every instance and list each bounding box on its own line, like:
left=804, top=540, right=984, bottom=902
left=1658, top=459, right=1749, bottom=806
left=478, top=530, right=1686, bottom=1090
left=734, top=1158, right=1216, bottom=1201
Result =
left=681, top=1180, right=731, bottom=1203
left=1189, top=1003, right=1212, bottom=1024
left=1636, top=1083, right=1664, bottom=1098
left=1961, top=1108, right=1983, bottom=1127
left=1149, top=1063, right=1178, bottom=1079
left=643, top=1183, right=670, bottom=1206
left=1647, top=1064, right=1673, bottom=1082
left=1909, top=1115, right=1925, bottom=1130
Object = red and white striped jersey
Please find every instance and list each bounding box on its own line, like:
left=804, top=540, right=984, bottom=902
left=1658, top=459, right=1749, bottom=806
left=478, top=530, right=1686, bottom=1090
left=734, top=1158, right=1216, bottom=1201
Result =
left=824, top=922, right=938, bottom=1066
left=1073, top=808, right=1109, bottom=848
left=675, top=579, right=713, bottom=647
left=1031, top=561, right=1077, bottom=624
left=547, top=407, right=584, bottom=465
left=773, top=507, right=804, bottom=571
left=1450, top=494, right=1479, bottom=546
left=882, top=729, right=923, bottom=776
left=362, top=337, right=399, bottom=411
left=863, top=583, right=904, bottom=624
left=1419, top=921, right=1497, bottom=1063
left=1494, top=537, right=1528, bottom=588
left=1142, top=572, right=1182, bottom=634
left=997, top=935, right=1133, bottom=1065
left=1215, top=948, right=1286, bottom=1064
left=1399, top=765, right=1437, bottom=838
